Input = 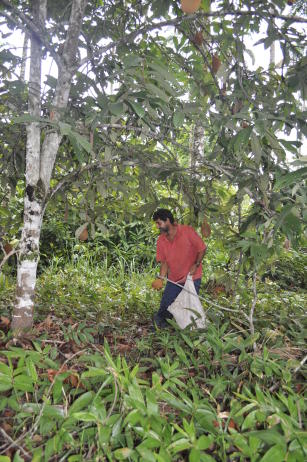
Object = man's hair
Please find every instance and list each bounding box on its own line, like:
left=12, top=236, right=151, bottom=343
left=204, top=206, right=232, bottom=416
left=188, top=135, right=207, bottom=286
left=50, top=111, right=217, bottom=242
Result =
left=152, top=209, right=174, bottom=224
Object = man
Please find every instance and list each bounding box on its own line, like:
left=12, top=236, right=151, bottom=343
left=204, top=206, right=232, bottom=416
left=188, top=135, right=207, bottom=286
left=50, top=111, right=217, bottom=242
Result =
left=151, top=208, right=207, bottom=328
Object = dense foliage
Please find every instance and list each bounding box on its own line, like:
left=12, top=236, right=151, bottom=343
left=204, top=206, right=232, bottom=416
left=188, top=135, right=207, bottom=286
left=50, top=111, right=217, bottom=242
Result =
left=0, top=0, right=306, bottom=460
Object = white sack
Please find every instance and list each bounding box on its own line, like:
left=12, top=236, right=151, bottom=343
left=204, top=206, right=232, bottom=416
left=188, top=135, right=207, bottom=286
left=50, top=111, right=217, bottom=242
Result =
left=167, top=275, right=206, bottom=330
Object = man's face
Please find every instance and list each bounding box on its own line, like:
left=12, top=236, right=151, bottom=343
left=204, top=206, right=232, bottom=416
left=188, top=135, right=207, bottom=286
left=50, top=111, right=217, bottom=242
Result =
left=155, top=218, right=170, bottom=234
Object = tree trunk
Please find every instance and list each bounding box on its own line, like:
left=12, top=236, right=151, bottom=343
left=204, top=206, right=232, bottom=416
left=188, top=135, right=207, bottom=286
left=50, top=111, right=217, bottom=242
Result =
left=189, top=121, right=205, bottom=225
left=12, top=0, right=46, bottom=331
left=12, top=0, right=88, bottom=331
left=20, top=32, right=29, bottom=81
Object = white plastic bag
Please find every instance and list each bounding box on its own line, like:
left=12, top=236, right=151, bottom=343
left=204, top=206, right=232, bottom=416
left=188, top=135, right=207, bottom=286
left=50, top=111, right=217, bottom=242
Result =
left=167, top=275, right=206, bottom=329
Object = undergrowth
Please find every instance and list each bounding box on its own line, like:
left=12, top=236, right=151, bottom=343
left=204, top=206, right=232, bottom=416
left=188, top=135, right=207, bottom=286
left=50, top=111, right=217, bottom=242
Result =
left=0, top=257, right=306, bottom=461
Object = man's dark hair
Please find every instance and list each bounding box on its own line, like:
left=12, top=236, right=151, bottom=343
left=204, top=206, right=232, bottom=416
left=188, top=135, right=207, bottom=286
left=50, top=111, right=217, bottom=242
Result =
left=152, top=209, right=174, bottom=224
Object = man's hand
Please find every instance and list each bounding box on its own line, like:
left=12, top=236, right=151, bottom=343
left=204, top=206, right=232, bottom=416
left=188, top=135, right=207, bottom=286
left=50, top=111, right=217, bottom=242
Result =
left=151, top=278, right=164, bottom=290
left=189, top=264, right=198, bottom=276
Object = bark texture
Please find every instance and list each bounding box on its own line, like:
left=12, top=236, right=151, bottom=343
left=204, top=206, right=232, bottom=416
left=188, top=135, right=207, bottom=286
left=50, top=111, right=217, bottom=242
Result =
left=189, top=121, right=205, bottom=224
left=12, top=0, right=88, bottom=331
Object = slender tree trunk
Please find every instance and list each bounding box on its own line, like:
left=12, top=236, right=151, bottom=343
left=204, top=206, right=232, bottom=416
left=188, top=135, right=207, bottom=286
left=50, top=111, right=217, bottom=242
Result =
left=12, top=0, right=88, bottom=331
left=12, top=0, right=46, bottom=331
left=20, top=32, right=29, bottom=81
left=189, top=121, right=205, bottom=225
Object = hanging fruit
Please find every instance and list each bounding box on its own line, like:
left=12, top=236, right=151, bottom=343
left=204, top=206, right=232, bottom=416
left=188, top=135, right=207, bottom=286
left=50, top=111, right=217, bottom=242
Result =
left=201, top=217, right=211, bottom=238
left=181, top=0, right=201, bottom=14
left=75, top=222, right=89, bottom=241
left=79, top=227, right=88, bottom=241
left=284, top=238, right=291, bottom=250
left=3, top=243, right=13, bottom=254
left=192, top=31, right=203, bottom=46
left=212, top=54, right=221, bottom=74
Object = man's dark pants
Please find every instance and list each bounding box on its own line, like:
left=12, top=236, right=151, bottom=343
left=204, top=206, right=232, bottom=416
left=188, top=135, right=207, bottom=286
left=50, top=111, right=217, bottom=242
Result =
left=153, top=278, right=201, bottom=328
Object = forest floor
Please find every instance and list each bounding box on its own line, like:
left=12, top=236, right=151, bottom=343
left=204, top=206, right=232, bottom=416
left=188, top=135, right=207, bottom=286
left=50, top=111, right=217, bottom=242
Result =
left=0, top=262, right=306, bottom=461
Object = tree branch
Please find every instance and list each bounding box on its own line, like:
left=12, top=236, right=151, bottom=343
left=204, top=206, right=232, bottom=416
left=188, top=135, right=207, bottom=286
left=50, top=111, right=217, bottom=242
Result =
left=0, top=0, right=61, bottom=67
left=80, top=9, right=307, bottom=66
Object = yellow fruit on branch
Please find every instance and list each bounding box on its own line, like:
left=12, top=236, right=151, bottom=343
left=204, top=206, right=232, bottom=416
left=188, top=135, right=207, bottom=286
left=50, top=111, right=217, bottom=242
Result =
left=181, top=0, right=201, bottom=14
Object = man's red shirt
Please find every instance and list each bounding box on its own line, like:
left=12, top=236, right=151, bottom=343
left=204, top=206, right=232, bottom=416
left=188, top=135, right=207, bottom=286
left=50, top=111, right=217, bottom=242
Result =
left=156, top=224, right=206, bottom=283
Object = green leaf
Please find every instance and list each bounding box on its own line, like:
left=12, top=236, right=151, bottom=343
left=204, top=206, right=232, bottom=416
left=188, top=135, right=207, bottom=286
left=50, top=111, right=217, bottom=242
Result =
left=173, top=111, right=184, bottom=128
left=69, top=391, right=94, bottom=415
left=168, top=438, right=191, bottom=453
left=145, top=83, right=169, bottom=102
left=26, top=358, right=38, bottom=383
left=0, top=363, right=12, bottom=376
left=259, top=445, right=286, bottom=462
left=242, top=410, right=257, bottom=430
left=196, top=435, right=213, bottom=450
left=233, top=127, right=252, bottom=151
left=13, top=375, right=34, bottom=392
left=130, top=101, right=145, bottom=119
left=0, top=456, right=11, bottom=462
left=123, top=55, right=142, bottom=68
left=136, top=447, right=156, bottom=462
left=251, top=133, right=262, bottom=164
left=265, top=129, right=286, bottom=161
left=113, top=448, right=135, bottom=460
left=148, top=61, right=178, bottom=85
left=247, top=429, right=286, bottom=447
left=71, top=411, right=97, bottom=422
left=109, top=102, right=125, bottom=117
left=189, top=449, right=201, bottom=462
left=81, top=367, right=108, bottom=378
left=274, top=167, right=307, bottom=190
left=13, top=451, right=24, bottom=462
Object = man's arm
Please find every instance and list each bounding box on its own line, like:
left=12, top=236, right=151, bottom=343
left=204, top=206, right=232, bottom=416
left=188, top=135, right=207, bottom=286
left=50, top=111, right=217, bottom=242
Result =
left=189, top=248, right=207, bottom=275
left=159, top=261, right=168, bottom=279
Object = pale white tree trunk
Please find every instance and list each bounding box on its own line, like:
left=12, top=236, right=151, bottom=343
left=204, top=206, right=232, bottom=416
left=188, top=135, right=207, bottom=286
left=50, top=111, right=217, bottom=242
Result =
left=189, top=121, right=205, bottom=224
left=12, top=0, right=88, bottom=331
left=13, top=0, right=46, bottom=331
left=20, top=31, right=29, bottom=82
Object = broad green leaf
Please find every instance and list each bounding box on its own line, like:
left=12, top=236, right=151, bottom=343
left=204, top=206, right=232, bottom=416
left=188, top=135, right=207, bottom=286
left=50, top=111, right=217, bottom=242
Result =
left=265, top=129, right=286, bottom=160
left=130, top=101, right=145, bottom=119
left=274, top=167, right=307, bottom=190
left=173, top=111, right=184, bottom=128
left=259, top=444, right=286, bottom=462
left=13, top=451, right=24, bottom=462
left=168, top=437, right=191, bottom=453
left=233, top=127, right=252, bottom=151
left=113, top=448, right=135, bottom=460
left=123, top=55, right=142, bottom=68
left=71, top=411, right=97, bottom=422
left=145, top=83, right=169, bottom=102
left=0, top=363, right=11, bottom=376
left=251, top=133, right=262, bottom=164
left=13, top=375, right=34, bottom=392
left=196, top=435, right=214, bottom=450
left=109, top=102, right=125, bottom=117
left=69, top=391, right=94, bottom=415
left=136, top=447, right=156, bottom=462
left=81, top=367, right=108, bottom=378
left=26, top=358, right=38, bottom=382
left=247, top=429, right=287, bottom=447
left=148, top=61, right=178, bottom=85
left=242, top=410, right=258, bottom=430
